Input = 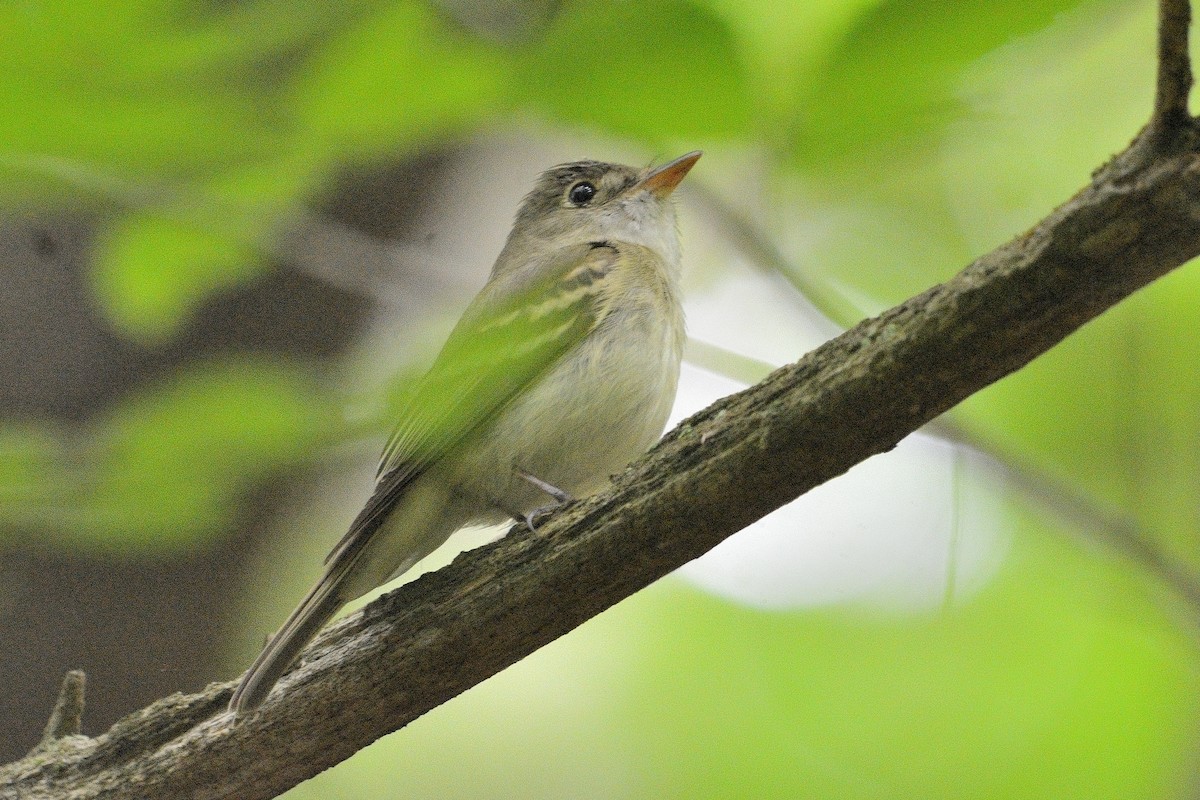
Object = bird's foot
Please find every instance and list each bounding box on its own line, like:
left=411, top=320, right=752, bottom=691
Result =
left=514, top=469, right=572, bottom=504
left=513, top=469, right=574, bottom=531
left=521, top=504, right=561, bottom=532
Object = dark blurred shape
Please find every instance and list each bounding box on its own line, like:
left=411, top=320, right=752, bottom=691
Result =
left=433, top=0, right=564, bottom=42
left=0, top=149, right=458, bottom=759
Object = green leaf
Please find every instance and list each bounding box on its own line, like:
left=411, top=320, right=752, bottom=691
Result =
left=91, top=156, right=320, bottom=341
left=58, top=360, right=331, bottom=551
left=790, top=0, right=1100, bottom=172
left=696, top=0, right=880, bottom=129
left=0, top=425, right=66, bottom=530
left=0, top=0, right=299, bottom=202
left=92, top=215, right=263, bottom=341
left=291, top=0, right=506, bottom=156
left=516, top=0, right=753, bottom=142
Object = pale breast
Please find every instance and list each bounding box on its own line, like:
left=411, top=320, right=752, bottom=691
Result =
left=450, top=243, right=684, bottom=518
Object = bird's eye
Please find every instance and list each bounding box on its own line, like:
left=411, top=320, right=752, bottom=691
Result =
left=567, top=181, right=596, bottom=206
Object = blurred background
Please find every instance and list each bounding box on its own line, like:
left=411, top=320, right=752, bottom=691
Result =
left=3, top=0, right=1200, bottom=797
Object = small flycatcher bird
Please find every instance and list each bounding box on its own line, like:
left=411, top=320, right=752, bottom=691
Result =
left=229, top=151, right=701, bottom=714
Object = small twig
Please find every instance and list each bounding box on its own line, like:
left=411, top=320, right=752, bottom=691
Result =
left=689, top=183, right=852, bottom=336
left=1157, top=0, right=1194, bottom=124
left=37, top=670, right=86, bottom=747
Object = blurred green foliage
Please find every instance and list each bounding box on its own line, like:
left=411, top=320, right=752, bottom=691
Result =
left=80, top=360, right=332, bottom=545
left=3, top=0, right=1198, bottom=797
left=791, top=0, right=1104, bottom=172
left=517, top=0, right=753, bottom=139
left=1, top=360, right=334, bottom=550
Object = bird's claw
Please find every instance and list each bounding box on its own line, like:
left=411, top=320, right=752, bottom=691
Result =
left=522, top=503, right=562, bottom=532
left=515, top=468, right=572, bottom=504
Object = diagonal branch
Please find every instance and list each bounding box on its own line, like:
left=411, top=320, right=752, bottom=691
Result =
left=3, top=4, right=1199, bottom=799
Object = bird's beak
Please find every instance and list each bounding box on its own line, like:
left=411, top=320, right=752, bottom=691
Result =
left=638, top=151, right=702, bottom=198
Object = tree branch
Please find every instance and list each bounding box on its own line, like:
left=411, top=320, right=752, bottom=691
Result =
left=1158, top=0, right=1193, bottom=125
left=4, top=5, right=1200, bottom=798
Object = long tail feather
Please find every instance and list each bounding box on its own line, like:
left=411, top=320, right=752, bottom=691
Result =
left=228, top=470, right=459, bottom=715
left=228, top=572, right=346, bottom=715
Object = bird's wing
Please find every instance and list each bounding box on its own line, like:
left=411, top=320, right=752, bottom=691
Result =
left=323, top=241, right=619, bottom=569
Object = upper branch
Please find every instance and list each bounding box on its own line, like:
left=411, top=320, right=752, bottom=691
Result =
left=1157, top=0, right=1194, bottom=124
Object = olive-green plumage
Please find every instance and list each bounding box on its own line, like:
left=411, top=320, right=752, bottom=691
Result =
left=229, top=151, right=700, bottom=714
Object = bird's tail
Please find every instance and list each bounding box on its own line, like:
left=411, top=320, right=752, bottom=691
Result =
left=228, top=473, right=462, bottom=715
left=228, top=569, right=346, bottom=715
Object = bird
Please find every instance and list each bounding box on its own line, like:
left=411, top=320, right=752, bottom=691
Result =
left=229, top=150, right=701, bottom=714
